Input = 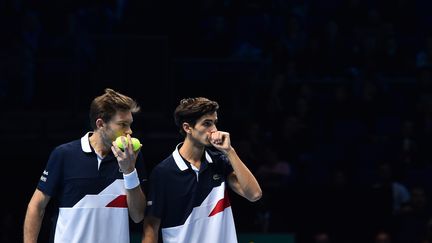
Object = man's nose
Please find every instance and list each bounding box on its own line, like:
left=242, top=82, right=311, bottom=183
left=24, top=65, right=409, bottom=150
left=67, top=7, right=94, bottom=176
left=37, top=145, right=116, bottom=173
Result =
left=209, top=125, right=217, bottom=133
left=125, top=127, right=132, bottom=135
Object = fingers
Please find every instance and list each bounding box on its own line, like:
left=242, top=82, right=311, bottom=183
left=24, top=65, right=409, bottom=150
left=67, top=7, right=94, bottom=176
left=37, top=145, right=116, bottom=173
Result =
left=113, top=134, right=141, bottom=160
left=112, top=135, right=137, bottom=173
left=210, top=131, right=228, bottom=145
left=112, top=136, right=131, bottom=159
left=111, top=142, right=121, bottom=158
left=135, top=144, right=143, bottom=154
left=125, top=134, right=133, bottom=153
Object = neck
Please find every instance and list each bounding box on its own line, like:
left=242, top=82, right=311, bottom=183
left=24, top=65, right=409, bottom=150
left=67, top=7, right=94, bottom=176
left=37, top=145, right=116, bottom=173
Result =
left=89, top=132, right=110, bottom=157
left=179, top=139, right=205, bottom=166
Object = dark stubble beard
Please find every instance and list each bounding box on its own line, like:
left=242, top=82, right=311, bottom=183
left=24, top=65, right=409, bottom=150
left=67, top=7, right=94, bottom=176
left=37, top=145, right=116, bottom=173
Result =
left=100, top=128, right=115, bottom=150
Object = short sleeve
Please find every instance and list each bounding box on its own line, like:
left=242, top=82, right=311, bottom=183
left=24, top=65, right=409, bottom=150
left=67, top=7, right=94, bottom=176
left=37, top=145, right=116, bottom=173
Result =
left=37, top=146, right=64, bottom=197
left=218, top=153, right=234, bottom=179
left=145, top=166, right=166, bottom=220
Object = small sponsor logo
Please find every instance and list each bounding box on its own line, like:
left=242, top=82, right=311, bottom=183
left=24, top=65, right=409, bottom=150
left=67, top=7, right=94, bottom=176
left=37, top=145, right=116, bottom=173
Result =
left=213, top=174, right=221, bottom=180
left=43, top=170, right=49, bottom=176
left=40, top=176, right=47, bottom=182
left=147, top=201, right=153, bottom=206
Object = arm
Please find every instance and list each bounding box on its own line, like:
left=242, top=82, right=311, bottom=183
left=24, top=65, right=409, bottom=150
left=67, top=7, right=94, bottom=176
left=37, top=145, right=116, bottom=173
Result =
left=125, top=182, right=146, bottom=223
left=210, top=131, right=262, bottom=202
left=226, top=148, right=262, bottom=202
left=112, top=135, right=146, bottom=222
left=141, top=216, right=161, bottom=243
left=24, top=189, right=51, bottom=243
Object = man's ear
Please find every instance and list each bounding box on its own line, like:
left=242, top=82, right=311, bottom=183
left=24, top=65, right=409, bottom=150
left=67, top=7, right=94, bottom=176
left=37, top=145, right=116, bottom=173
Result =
left=96, top=118, right=105, bottom=129
left=182, top=122, right=192, bottom=134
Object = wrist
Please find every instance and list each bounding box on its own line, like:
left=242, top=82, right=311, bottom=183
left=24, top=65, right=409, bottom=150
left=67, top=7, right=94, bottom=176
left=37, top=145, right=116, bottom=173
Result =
left=120, top=167, right=134, bottom=174
left=123, top=168, right=140, bottom=189
left=223, top=146, right=235, bottom=156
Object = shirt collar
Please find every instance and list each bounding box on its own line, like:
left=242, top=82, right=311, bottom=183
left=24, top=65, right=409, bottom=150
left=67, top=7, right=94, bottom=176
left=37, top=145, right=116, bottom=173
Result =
left=172, top=143, right=213, bottom=171
left=80, top=132, right=93, bottom=153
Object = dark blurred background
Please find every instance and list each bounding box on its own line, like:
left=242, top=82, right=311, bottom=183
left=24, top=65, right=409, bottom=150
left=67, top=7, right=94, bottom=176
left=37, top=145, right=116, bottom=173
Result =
left=2, top=0, right=432, bottom=242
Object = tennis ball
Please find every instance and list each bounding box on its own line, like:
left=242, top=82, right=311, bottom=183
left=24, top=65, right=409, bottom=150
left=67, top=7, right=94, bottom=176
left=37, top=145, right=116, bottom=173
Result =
left=115, top=136, right=141, bottom=151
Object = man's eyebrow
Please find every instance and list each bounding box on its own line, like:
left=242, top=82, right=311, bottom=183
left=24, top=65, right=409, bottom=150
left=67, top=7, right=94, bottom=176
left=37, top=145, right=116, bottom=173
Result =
left=203, top=118, right=217, bottom=122
left=116, top=120, right=133, bottom=124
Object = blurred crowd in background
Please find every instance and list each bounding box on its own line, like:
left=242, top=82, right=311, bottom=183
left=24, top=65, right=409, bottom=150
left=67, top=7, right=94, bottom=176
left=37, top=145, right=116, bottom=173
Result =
left=2, top=0, right=432, bottom=242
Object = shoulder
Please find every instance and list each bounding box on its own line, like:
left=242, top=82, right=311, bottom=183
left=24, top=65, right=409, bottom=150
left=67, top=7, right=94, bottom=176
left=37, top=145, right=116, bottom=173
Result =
left=206, top=147, right=228, bottom=163
left=49, top=139, right=81, bottom=157
left=151, top=154, right=176, bottom=173
left=55, top=139, right=81, bottom=151
left=44, top=139, right=82, bottom=169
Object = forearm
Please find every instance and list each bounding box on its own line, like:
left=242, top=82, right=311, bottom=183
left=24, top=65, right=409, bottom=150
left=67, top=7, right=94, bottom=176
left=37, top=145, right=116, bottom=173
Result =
left=142, top=217, right=160, bottom=243
left=126, top=186, right=146, bottom=223
left=225, top=148, right=262, bottom=201
left=23, top=205, right=44, bottom=243
left=142, top=232, right=158, bottom=243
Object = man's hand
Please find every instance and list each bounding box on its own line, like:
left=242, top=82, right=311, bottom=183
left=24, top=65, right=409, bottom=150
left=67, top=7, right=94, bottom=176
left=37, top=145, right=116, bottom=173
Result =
left=111, top=134, right=141, bottom=174
left=209, top=131, right=232, bottom=154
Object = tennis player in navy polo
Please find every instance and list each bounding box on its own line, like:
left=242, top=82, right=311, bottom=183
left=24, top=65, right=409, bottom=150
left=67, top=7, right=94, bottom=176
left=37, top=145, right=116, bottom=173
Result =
left=24, top=88, right=147, bottom=243
left=142, top=97, right=262, bottom=243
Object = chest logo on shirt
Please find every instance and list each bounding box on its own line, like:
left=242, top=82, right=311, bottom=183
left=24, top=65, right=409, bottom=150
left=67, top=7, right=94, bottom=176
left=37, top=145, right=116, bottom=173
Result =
left=213, top=174, right=221, bottom=181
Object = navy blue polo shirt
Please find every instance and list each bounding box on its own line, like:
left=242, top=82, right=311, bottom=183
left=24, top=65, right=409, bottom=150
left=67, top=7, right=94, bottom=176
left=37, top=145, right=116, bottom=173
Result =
left=145, top=143, right=238, bottom=243
left=37, top=133, right=147, bottom=243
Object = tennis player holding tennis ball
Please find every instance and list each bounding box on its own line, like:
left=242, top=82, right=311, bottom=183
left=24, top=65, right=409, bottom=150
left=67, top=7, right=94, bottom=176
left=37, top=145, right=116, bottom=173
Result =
left=116, top=135, right=142, bottom=152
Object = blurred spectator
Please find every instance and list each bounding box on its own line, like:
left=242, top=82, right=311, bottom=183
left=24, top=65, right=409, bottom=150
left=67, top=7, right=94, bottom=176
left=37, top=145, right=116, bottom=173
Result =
left=394, top=186, right=432, bottom=243
left=396, top=120, right=422, bottom=169
left=424, top=217, right=432, bottom=243
left=0, top=210, right=18, bottom=242
left=256, top=145, right=292, bottom=189
left=319, top=19, right=345, bottom=77
left=377, top=24, right=409, bottom=76
left=372, top=162, right=411, bottom=216
left=1, top=10, right=41, bottom=107
left=327, top=83, right=357, bottom=122
left=374, top=230, right=392, bottom=243
left=272, top=113, right=313, bottom=164
left=416, top=34, right=432, bottom=69
left=355, top=79, right=386, bottom=129
left=279, top=14, right=307, bottom=59
left=334, top=0, right=368, bottom=37
left=200, top=15, right=234, bottom=57
left=321, top=167, right=364, bottom=243
left=313, top=231, right=331, bottom=243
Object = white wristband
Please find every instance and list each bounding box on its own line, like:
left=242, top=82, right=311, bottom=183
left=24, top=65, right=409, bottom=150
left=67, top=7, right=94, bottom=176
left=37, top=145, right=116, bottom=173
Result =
left=123, top=168, right=140, bottom=189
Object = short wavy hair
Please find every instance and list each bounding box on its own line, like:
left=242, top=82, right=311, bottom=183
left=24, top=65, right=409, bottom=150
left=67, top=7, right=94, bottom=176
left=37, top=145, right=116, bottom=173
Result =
left=174, top=97, right=219, bottom=136
left=89, top=88, right=140, bottom=130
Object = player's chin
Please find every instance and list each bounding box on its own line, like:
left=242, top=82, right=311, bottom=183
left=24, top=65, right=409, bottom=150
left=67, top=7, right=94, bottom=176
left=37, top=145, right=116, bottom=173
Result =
left=203, top=140, right=213, bottom=147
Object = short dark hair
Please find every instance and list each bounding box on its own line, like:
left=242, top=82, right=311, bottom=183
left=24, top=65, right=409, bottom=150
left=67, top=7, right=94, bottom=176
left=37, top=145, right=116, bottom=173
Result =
left=174, top=97, right=219, bottom=136
left=89, top=88, right=140, bottom=130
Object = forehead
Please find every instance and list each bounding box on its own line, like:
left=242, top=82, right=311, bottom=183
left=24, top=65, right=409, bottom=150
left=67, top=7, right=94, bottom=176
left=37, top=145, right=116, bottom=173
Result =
left=110, top=110, right=133, bottom=122
left=196, top=112, right=218, bottom=123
